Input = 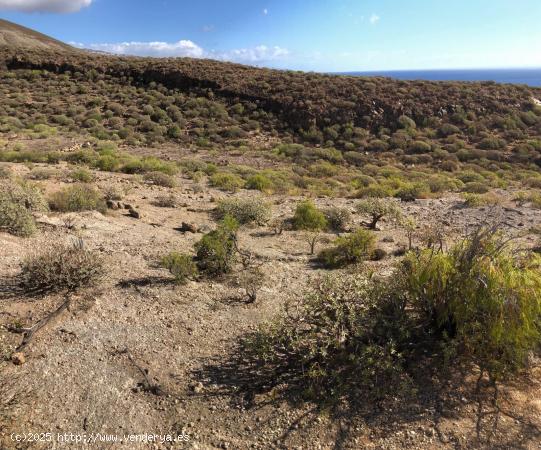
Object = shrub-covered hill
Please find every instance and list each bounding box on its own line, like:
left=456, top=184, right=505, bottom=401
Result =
left=1, top=19, right=541, bottom=172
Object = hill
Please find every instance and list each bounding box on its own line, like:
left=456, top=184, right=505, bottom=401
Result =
left=0, top=19, right=75, bottom=52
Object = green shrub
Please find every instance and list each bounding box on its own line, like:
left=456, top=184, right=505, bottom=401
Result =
left=49, top=184, right=107, bottom=213
left=318, top=229, right=376, bottom=268
left=394, top=183, right=428, bottom=201
left=20, top=240, right=105, bottom=293
left=0, top=180, right=48, bottom=237
left=356, top=198, right=402, bottom=229
left=324, top=207, right=351, bottom=232
left=70, top=168, right=94, bottom=182
left=462, top=192, right=501, bottom=207
left=245, top=174, right=273, bottom=192
left=292, top=200, right=327, bottom=231
left=161, top=252, right=198, bottom=284
left=195, top=216, right=239, bottom=276
left=356, top=184, right=393, bottom=198
left=215, top=197, right=271, bottom=225
left=402, top=228, right=541, bottom=379
left=143, top=171, right=176, bottom=187
left=462, top=181, right=489, bottom=194
left=210, top=172, right=245, bottom=192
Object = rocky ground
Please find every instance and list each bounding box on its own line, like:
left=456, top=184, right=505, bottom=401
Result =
left=1, top=149, right=541, bottom=450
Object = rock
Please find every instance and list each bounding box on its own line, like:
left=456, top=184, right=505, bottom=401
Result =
left=178, top=222, right=198, bottom=233
left=128, top=208, right=141, bottom=219
left=123, top=203, right=133, bottom=210
left=106, top=199, right=119, bottom=210
left=191, top=382, right=204, bottom=394
left=12, top=352, right=25, bottom=365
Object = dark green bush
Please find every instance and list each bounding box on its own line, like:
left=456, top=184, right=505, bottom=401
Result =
left=318, top=229, right=376, bottom=268
left=195, top=215, right=239, bottom=276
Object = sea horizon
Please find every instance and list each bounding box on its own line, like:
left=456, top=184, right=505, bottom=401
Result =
left=337, top=67, right=541, bottom=87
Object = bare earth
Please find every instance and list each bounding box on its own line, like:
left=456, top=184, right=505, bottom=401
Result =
left=1, top=149, right=541, bottom=450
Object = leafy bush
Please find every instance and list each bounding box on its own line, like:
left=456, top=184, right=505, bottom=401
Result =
left=0, top=180, right=48, bottom=236
left=143, top=171, right=176, bottom=187
left=462, top=192, right=502, bottom=207
left=402, top=227, right=541, bottom=378
left=161, top=252, right=198, bottom=284
left=292, top=200, right=327, bottom=231
left=245, top=174, right=273, bottom=192
left=210, top=172, right=245, bottom=192
left=318, top=229, right=376, bottom=268
left=215, top=197, right=271, bottom=225
left=243, top=227, right=541, bottom=407
left=356, top=198, right=402, bottom=229
left=70, top=168, right=94, bottom=182
left=20, top=240, right=105, bottom=293
left=49, top=184, right=107, bottom=213
left=195, top=215, right=239, bottom=276
left=324, top=207, right=351, bottom=232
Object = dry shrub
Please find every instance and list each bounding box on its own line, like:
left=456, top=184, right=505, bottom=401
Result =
left=20, top=239, right=105, bottom=294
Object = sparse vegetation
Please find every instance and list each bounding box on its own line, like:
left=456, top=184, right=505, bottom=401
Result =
left=48, top=184, right=107, bottom=213
left=195, top=215, right=239, bottom=276
left=161, top=252, right=198, bottom=284
left=318, top=228, right=376, bottom=268
left=215, top=197, right=272, bottom=225
left=20, top=239, right=105, bottom=293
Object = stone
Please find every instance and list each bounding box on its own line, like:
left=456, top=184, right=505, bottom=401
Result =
left=12, top=352, right=25, bottom=365
left=179, top=222, right=198, bottom=233
left=106, top=199, right=119, bottom=210
left=128, top=208, right=141, bottom=219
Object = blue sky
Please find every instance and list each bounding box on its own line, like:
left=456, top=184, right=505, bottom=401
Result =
left=1, top=0, right=540, bottom=71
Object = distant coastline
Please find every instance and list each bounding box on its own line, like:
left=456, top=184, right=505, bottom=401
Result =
left=338, top=68, right=541, bottom=87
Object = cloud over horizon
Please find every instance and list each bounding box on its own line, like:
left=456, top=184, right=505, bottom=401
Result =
left=74, top=40, right=290, bottom=65
left=0, top=0, right=91, bottom=13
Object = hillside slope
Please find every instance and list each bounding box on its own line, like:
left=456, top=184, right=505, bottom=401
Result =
left=0, top=19, right=75, bottom=52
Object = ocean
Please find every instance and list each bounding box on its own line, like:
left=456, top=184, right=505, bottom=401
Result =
left=340, top=68, right=541, bottom=87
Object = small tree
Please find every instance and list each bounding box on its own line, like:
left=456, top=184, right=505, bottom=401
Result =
left=356, top=198, right=401, bottom=230
left=292, top=200, right=327, bottom=231
left=302, top=230, right=326, bottom=255
left=237, top=266, right=265, bottom=303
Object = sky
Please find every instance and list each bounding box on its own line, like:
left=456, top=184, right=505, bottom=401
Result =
left=0, top=0, right=540, bottom=71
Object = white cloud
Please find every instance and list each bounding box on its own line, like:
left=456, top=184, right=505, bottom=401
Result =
left=218, top=45, right=289, bottom=64
left=0, top=0, right=91, bottom=13
left=75, top=40, right=290, bottom=65
left=263, top=8, right=268, bottom=15
left=80, top=40, right=205, bottom=58
left=369, top=13, right=380, bottom=25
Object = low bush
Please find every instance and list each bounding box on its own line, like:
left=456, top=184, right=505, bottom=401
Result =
left=244, top=227, right=541, bottom=405
left=143, top=171, right=176, bottom=188
left=292, top=200, right=327, bottom=231
left=318, top=229, right=376, bottom=268
left=161, top=252, right=198, bottom=284
left=0, top=180, right=47, bottom=236
left=20, top=239, right=105, bottom=293
left=215, top=197, right=271, bottom=225
left=245, top=174, right=274, bottom=192
left=324, top=207, right=351, bottom=232
left=49, top=184, right=107, bottom=213
left=210, top=172, right=245, bottom=192
left=70, top=168, right=94, bottom=182
left=195, top=215, right=239, bottom=276
left=462, top=192, right=502, bottom=207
